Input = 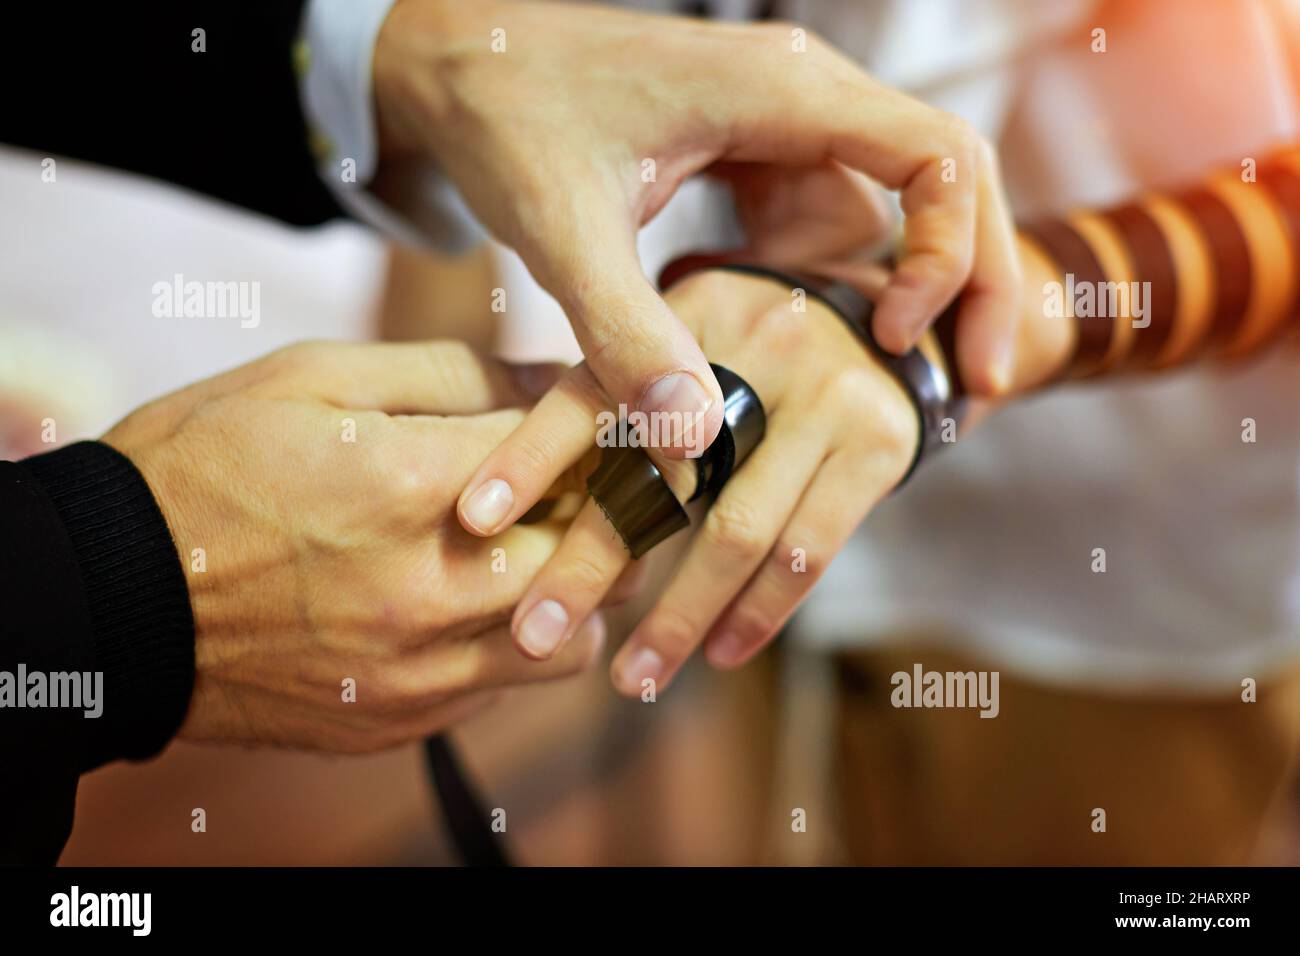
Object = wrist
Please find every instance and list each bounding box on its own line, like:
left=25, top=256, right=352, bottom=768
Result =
left=372, top=0, right=465, bottom=162
left=1010, top=232, right=1078, bottom=391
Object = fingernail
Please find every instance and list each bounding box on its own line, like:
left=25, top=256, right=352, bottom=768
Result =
left=517, top=599, right=569, bottom=658
left=872, top=315, right=913, bottom=356
left=615, top=645, right=665, bottom=695
left=640, top=372, right=713, bottom=452
left=706, top=631, right=748, bottom=668
left=462, top=478, right=514, bottom=533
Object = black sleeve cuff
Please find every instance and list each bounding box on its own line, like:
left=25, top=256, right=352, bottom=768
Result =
left=19, top=441, right=196, bottom=772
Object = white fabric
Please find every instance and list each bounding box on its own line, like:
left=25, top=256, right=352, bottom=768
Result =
left=299, top=0, right=487, bottom=252
left=299, top=0, right=397, bottom=186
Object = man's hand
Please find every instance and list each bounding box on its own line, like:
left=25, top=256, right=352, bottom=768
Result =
left=372, top=0, right=1021, bottom=537
left=103, top=341, right=605, bottom=753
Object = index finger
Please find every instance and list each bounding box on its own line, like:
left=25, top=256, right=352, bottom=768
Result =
left=456, top=362, right=697, bottom=537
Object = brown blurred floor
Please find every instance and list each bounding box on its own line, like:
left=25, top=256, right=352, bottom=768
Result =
left=833, top=643, right=1300, bottom=865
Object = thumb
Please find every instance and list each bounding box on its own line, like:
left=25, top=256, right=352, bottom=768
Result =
left=524, top=209, right=724, bottom=460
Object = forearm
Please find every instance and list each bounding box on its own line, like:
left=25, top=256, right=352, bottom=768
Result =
left=1006, top=147, right=1300, bottom=393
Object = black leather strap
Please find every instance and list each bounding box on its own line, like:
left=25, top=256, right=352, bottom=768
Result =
left=588, top=444, right=690, bottom=559
left=588, top=363, right=766, bottom=558
left=424, top=734, right=509, bottom=867
left=691, top=364, right=767, bottom=501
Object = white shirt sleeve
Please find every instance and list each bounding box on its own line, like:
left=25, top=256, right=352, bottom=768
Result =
left=298, top=0, right=487, bottom=252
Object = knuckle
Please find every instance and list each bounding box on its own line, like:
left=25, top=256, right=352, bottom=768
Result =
left=383, top=574, right=456, bottom=639
left=872, top=387, right=923, bottom=461
left=825, top=366, right=883, bottom=413
left=728, top=609, right=780, bottom=650
left=420, top=647, right=482, bottom=699
left=912, top=235, right=975, bottom=286
left=353, top=664, right=422, bottom=717
left=776, top=536, right=828, bottom=580
left=842, top=396, right=919, bottom=481
left=509, top=431, right=563, bottom=482
left=703, top=498, right=768, bottom=561
left=375, top=431, right=443, bottom=502
left=678, top=268, right=740, bottom=308
left=272, top=339, right=332, bottom=373
left=558, top=550, right=616, bottom=600
left=943, top=113, right=979, bottom=155
left=384, top=458, right=437, bottom=505
left=420, top=339, right=483, bottom=390
left=423, top=337, right=475, bottom=365
left=553, top=365, right=604, bottom=416
left=754, top=301, right=808, bottom=349
left=644, top=606, right=701, bottom=659
left=413, top=590, right=458, bottom=637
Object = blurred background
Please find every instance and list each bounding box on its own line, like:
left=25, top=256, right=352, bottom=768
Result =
left=4, top=0, right=1300, bottom=864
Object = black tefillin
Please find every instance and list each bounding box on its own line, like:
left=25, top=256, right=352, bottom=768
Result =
left=587, top=363, right=766, bottom=559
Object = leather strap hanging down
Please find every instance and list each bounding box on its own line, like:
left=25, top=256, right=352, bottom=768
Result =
left=424, top=734, right=508, bottom=867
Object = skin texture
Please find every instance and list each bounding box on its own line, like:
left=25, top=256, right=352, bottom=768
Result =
left=102, top=341, right=609, bottom=754
left=372, top=0, right=1022, bottom=535
left=462, top=271, right=917, bottom=695
left=469, top=243, right=1073, bottom=697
